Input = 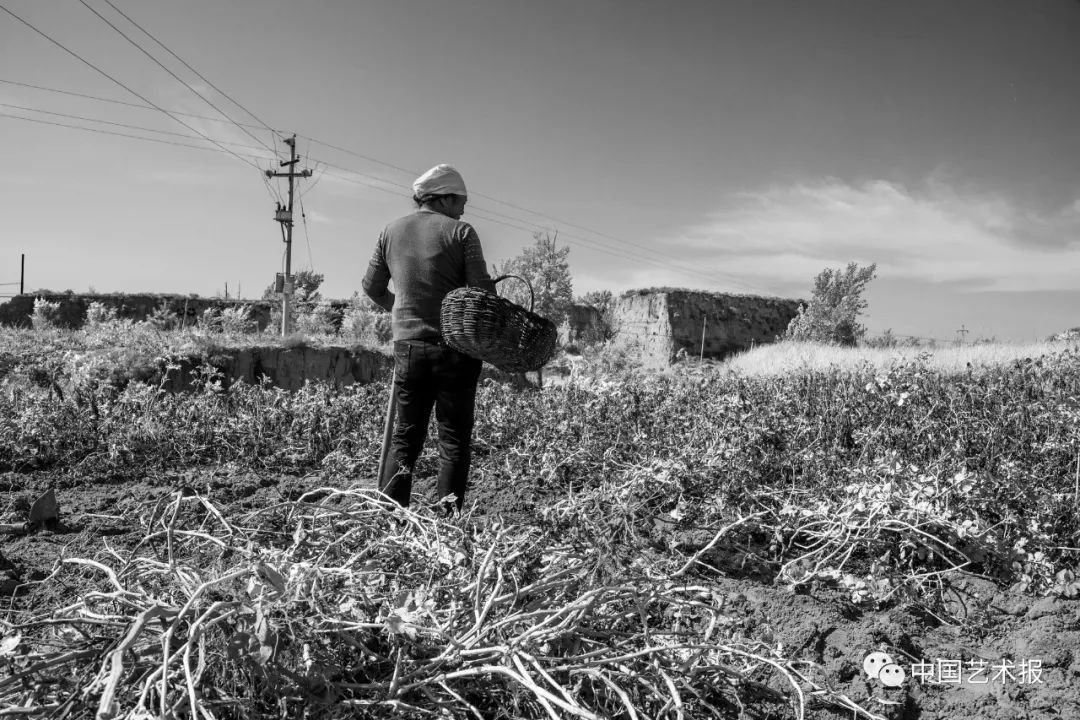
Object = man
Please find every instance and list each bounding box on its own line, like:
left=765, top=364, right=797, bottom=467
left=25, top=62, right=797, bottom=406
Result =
left=363, top=164, right=496, bottom=514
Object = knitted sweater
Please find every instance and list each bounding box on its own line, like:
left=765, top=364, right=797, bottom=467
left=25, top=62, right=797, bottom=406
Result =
left=362, top=209, right=496, bottom=342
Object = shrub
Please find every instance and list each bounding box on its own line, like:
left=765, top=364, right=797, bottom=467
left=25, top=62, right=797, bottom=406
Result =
left=31, top=298, right=62, bottom=330
left=219, top=304, right=257, bottom=334
left=294, top=300, right=339, bottom=336
left=85, top=301, right=117, bottom=328
left=146, top=300, right=177, bottom=331
left=341, top=294, right=392, bottom=345
left=199, top=306, right=223, bottom=332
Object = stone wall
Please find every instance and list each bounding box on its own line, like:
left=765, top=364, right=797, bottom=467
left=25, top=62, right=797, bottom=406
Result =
left=563, top=304, right=605, bottom=344
left=161, top=345, right=392, bottom=392
left=611, top=289, right=803, bottom=364
left=0, top=294, right=273, bottom=330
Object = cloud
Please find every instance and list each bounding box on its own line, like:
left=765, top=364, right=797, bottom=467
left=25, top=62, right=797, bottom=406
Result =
left=304, top=210, right=333, bottom=225
left=142, top=169, right=221, bottom=186
left=153, top=82, right=278, bottom=165
left=668, top=179, right=1080, bottom=292
left=313, top=168, right=406, bottom=199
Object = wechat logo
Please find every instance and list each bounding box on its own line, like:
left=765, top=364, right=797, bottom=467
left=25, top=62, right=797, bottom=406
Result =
left=864, top=651, right=906, bottom=688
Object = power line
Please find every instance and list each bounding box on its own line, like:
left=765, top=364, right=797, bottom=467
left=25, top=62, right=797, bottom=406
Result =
left=0, top=111, right=271, bottom=159
left=299, top=134, right=755, bottom=290
left=77, top=0, right=277, bottom=154
left=3, top=99, right=765, bottom=293
left=1, top=77, right=768, bottom=292
left=98, top=0, right=278, bottom=135
left=308, top=162, right=768, bottom=293
left=0, top=78, right=270, bottom=130
left=0, top=2, right=263, bottom=173
left=310, top=159, right=768, bottom=293
left=0, top=102, right=275, bottom=151
left=298, top=191, right=314, bottom=271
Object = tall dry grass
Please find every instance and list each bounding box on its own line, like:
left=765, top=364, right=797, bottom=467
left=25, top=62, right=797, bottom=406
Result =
left=724, top=339, right=1079, bottom=377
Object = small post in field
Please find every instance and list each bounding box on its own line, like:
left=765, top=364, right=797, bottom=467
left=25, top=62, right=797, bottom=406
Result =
left=699, top=315, right=707, bottom=363
left=20, top=253, right=24, bottom=295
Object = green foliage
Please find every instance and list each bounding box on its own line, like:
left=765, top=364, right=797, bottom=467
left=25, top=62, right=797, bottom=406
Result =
left=294, top=299, right=339, bottom=336
left=264, top=269, right=326, bottom=332
left=495, top=230, right=574, bottom=327
left=5, top=328, right=1079, bottom=602
left=30, top=298, right=62, bottom=330
left=84, top=301, right=117, bottom=328
left=4, top=331, right=1080, bottom=717
left=576, top=289, right=617, bottom=342
left=341, top=292, right=392, bottom=345
left=784, top=262, right=877, bottom=346
left=262, top=269, right=324, bottom=306
left=219, top=304, right=257, bottom=334
left=146, top=300, right=178, bottom=331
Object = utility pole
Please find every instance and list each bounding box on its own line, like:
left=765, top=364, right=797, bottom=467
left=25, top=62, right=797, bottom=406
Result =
left=20, top=254, right=24, bottom=295
left=266, top=135, right=312, bottom=336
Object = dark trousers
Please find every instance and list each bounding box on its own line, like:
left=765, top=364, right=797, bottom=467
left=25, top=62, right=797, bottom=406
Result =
left=380, top=339, right=483, bottom=511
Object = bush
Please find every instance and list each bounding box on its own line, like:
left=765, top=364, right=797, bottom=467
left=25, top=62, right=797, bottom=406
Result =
left=341, top=293, right=392, bottom=345
left=84, top=301, right=117, bottom=328
left=145, top=300, right=177, bottom=331
left=219, top=304, right=257, bottom=334
left=31, top=298, right=62, bottom=330
left=295, top=300, right=340, bottom=336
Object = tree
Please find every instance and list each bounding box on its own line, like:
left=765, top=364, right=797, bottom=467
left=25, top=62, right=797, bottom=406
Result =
left=494, top=230, right=574, bottom=327
left=262, top=270, right=325, bottom=333
left=576, top=289, right=617, bottom=342
left=783, top=262, right=877, bottom=346
left=262, top=269, right=324, bottom=308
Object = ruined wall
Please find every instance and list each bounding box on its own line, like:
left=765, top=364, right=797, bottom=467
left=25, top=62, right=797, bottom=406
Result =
left=0, top=294, right=273, bottom=330
left=612, top=289, right=803, bottom=364
left=563, top=304, right=605, bottom=344
left=609, top=292, right=676, bottom=363
left=160, top=346, right=392, bottom=392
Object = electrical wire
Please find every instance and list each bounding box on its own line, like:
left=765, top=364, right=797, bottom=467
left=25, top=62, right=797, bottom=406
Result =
left=3, top=97, right=764, bottom=293
left=0, top=2, right=264, bottom=173
left=77, top=0, right=277, bottom=154
left=0, top=79, right=770, bottom=293
left=313, top=160, right=762, bottom=292
left=298, top=191, right=314, bottom=271
left=0, top=102, right=274, bottom=151
left=299, top=162, right=328, bottom=199
left=299, top=134, right=747, bottom=286
left=0, top=77, right=271, bottom=129
left=98, top=0, right=278, bottom=135
left=0, top=111, right=271, bottom=159
left=308, top=160, right=769, bottom=294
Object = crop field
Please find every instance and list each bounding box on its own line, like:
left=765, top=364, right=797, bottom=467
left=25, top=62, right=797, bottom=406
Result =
left=2, top=327, right=1080, bottom=719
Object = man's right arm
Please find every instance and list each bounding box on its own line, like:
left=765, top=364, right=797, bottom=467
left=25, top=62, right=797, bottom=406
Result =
left=362, top=231, right=395, bottom=311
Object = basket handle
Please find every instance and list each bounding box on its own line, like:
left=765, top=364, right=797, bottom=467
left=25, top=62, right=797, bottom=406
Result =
left=493, top=274, right=535, bottom=313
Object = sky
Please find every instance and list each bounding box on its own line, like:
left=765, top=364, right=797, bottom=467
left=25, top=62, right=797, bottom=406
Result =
left=1, top=0, right=1078, bottom=342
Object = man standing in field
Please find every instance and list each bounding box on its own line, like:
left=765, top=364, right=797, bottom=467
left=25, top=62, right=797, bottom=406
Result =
left=363, top=164, right=496, bottom=515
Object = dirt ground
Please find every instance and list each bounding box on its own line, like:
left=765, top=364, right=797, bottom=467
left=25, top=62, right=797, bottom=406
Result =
left=3, top=468, right=1079, bottom=720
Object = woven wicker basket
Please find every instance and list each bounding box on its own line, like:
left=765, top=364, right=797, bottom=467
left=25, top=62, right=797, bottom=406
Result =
left=440, top=274, right=559, bottom=373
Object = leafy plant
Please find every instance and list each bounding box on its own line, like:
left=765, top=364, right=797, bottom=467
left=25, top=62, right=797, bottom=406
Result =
left=30, top=298, right=62, bottom=330
left=219, top=304, right=257, bottom=334
left=495, top=229, right=574, bottom=326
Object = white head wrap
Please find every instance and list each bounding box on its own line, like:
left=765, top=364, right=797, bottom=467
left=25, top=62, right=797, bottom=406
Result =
left=412, top=164, right=467, bottom=199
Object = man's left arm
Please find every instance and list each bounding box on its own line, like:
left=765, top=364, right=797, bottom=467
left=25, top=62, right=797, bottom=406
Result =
left=461, top=225, right=496, bottom=293
left=362, top=231, right=395, bottom=311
